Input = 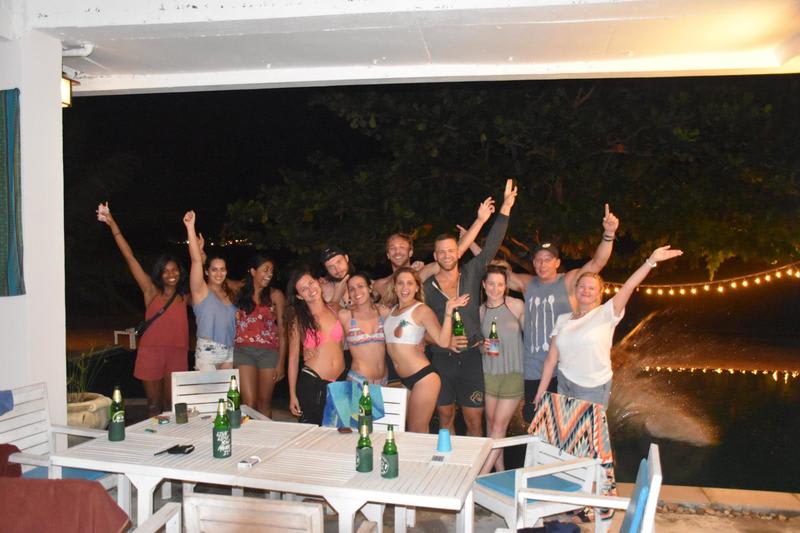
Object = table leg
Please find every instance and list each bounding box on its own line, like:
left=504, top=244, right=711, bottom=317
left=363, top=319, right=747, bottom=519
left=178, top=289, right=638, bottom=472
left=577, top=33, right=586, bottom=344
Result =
left=117, top=474, right=132, bottom=515
left=393, top=506, right=408, bottom=533
left=127, top=473, right=162, bottom=524
left=362, top=502, right=384, bottom=533
left=48, top=465, right=62, bottom=479
left=456, top=490, right=474, bottom=533
left=325, top=496, right=364, bottom=533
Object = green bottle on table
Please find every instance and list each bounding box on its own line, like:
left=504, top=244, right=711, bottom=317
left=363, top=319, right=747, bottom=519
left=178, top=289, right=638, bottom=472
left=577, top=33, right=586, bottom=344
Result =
left=108, top=386, right=125, bottom=441
left=213, top=399, right=232, bottom=458
left=355, top=422, right=373, bottom=473
left=381, top=424, right=399, bottom=479
left=358, top=381, right=373, bottom=434
left=226, top=375, right=241, bottom=429
left=453, top=309, right=465, bottom=337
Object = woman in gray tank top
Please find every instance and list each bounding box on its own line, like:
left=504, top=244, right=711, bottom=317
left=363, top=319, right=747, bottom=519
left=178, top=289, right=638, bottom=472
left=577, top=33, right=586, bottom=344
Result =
left=479, top=265, right=525, bottom=474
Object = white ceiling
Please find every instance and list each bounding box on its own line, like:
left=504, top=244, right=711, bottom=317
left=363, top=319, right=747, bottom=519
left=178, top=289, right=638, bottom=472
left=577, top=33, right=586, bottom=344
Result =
left=18, top=0, right=800, bottom=95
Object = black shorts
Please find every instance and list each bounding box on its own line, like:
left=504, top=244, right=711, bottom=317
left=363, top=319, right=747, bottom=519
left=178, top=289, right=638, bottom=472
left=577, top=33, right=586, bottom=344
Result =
left=522, top=377, right=558, bottom=423
left=296, top=367, right=331, bottom=425
left=432, top=346, right=484, bottom=408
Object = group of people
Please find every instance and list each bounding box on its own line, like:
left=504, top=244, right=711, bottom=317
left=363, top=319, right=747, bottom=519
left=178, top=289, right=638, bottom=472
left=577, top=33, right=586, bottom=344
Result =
left=99, top=180, right=682, bottom=475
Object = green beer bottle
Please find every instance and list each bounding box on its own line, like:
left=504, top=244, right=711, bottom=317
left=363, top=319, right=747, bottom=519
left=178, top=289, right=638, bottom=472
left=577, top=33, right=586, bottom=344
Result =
left=355, top=421, right=373, bottom=473
left=108, top=386, right=125, bottom=441
left=226, top=375, right=241, bottom=429
left=486, top=318, right=500, bottom=357
left=452, top=309, right=465, bottom=337
left=212, top=398, right=232, bottom=458
left=381, top=424, right=399, bottom=479
left=358, top=381, right=373, bottom=434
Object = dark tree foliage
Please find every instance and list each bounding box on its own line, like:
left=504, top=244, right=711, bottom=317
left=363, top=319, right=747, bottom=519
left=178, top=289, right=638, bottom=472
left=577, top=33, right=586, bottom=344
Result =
left=226, top=77, right=800, bottom=276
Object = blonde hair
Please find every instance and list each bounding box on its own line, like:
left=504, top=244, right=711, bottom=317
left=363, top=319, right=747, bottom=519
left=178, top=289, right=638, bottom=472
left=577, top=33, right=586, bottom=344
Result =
left=575, top=271, right=605, bottom=305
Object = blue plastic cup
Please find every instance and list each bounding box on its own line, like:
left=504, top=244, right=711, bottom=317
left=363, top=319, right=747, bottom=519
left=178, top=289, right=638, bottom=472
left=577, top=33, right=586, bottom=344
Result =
left=437, top=428, right=452, bottom=453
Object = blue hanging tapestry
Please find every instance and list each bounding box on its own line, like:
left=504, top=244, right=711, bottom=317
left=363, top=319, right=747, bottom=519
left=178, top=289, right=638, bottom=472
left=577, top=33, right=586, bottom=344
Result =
left=0, top=88, right=24, bottom=296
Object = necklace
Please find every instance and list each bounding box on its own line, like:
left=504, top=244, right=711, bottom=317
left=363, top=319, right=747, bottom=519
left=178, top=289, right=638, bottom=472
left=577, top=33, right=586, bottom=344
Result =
left=572, top=309, right=590, bottom=320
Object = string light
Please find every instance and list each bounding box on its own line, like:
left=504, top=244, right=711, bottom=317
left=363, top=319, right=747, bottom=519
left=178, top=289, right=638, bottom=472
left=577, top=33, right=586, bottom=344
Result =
left=640, top=366, right=798, bottom=382
left=604, top=261, right=800, bottom=297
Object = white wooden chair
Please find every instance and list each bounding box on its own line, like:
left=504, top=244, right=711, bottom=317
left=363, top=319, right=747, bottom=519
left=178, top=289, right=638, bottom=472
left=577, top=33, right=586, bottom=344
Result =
left=184, top=493, right=324, bottom=533
left=0, top=382, right=130, bottom=513
left=171, top=368, right=239, bottom=415
left=520, top=444, right=663, bottom=533
left=132, top=502, right=181, bottom=533
left=373, top=385, right=408, bottom=432
left=474, top=434, right=604, bottom=531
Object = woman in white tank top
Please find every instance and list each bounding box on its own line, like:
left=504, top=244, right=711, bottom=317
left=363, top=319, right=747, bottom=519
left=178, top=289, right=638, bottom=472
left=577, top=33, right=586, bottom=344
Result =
left=384, top=267, right=469, bottom=433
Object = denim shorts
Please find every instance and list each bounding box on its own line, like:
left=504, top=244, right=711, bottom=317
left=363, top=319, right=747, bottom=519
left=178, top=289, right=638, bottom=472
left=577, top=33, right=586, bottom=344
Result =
left=195, top=337, right=233, bottom=371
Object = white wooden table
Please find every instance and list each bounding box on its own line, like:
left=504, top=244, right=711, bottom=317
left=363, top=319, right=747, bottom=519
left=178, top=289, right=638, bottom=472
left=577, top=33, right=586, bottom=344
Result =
left=49, top=418, right=491, bottom=533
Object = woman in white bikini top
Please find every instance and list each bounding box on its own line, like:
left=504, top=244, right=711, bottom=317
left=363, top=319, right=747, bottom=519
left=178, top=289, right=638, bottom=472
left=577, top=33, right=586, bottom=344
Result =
left=384, top=267, right=468, bottom=433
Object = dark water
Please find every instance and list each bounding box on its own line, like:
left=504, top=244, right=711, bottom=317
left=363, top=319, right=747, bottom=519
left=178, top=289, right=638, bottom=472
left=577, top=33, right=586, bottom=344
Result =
left=612, top=370, right=800, bottom=492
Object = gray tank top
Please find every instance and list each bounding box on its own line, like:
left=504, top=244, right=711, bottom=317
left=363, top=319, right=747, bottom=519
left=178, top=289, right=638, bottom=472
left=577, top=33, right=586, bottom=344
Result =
left=522, top=274, right=572, bottom=380
left=480, top=301, right=523, bottom=376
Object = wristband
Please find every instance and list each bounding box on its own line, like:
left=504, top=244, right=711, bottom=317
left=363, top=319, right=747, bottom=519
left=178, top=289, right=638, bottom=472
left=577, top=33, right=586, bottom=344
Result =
left=112, top=232, right=121, bottom=237
left=602, top=233, right=615, bottom=242
left=645, top=258, right=657, bottom=268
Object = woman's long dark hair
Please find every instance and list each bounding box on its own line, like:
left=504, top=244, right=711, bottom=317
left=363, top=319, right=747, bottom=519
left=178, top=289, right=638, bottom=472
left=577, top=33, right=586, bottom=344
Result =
left=150, top=254, right=188, bottom=295
left=285, top=269, right=319, bottom=349
left=235, top=254, right=274, bottom=314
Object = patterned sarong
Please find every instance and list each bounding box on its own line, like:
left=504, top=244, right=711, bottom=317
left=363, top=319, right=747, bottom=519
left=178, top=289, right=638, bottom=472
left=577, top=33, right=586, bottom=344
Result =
left=528, top=392, right=617, bottom=518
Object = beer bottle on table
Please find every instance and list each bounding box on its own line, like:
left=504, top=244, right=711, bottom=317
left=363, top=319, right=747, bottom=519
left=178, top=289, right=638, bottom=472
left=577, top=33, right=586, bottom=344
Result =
left=213, top=399, right=232, bottom=458
left=381, top=424, right=399, bottom=479
left=486, top=318, right=501, bottom=357
left=355, top=422, right=373, bottom=473
left=453, top=309, right=465, bottom=337
left=108, top=386, right=125, bottom=441
left=358, top=381, right=373, bottom=434
left=226, top=375, right=241, bottom=429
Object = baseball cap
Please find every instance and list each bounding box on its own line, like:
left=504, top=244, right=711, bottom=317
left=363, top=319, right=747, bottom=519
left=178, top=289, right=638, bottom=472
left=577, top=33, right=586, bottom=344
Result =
left=532, top=242, right=560, bottom=259
left=320, top=246, right=346, bottom=264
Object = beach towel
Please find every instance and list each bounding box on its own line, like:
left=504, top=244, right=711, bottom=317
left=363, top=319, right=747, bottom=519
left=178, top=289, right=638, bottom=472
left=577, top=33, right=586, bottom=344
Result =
left=322, top=381, right=384, bottom=429
left=0, top=444, right=22, bottom=478
left=528, top=392, right=617, bottom=518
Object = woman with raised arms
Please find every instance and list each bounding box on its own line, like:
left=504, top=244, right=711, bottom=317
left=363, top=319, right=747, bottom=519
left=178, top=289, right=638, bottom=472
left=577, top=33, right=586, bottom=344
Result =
left=535, top=245, right=683, bottom=410
left=384, top=266, right=469, bottom=433
left=98, top=202, right=189, bottom=416
left=183, top=210, right=237, bottom=371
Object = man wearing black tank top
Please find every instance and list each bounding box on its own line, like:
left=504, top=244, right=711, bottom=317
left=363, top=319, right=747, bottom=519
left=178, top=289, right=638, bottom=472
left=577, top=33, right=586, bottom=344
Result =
left=424, top=180, right=517, bottom=437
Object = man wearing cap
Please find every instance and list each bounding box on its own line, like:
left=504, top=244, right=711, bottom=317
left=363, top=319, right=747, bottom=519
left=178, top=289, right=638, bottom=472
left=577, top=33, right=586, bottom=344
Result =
left=509, top=204, right=619, bottom=422
left=319, top=246, right=354, bottom=306
left=424, top=179, right=517, bottom=437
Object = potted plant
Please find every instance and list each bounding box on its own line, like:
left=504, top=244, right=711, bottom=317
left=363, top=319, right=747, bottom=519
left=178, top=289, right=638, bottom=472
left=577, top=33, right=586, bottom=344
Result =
left=66, top=347, right=112, bottom=429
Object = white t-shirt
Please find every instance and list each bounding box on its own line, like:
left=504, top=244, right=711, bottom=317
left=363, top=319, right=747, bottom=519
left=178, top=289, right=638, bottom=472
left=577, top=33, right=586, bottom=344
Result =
left=551, top=298, right=624, bottom=388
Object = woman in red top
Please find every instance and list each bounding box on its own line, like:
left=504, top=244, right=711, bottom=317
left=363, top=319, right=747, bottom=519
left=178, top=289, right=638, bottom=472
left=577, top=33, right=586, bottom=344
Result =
left=234, top=254, right=286, bottom=417
left=97, top=202, right=190, bottom=416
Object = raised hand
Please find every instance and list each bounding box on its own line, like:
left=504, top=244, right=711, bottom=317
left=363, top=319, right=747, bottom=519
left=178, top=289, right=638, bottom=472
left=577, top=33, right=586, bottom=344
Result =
left=445, top=293, right=470, bottom=314
left=476, top=197, right=496, bottom=222
left=602, top=203, right=619, bottom=235
left=500, top=179, right=518, bottom=211
left=197, top=232, right=205, bottom=251
left=648, top=245, right=683, bottom=265
left=183, top=210, right=196, bottom=227
left=96, top=202, right=111, bottom=224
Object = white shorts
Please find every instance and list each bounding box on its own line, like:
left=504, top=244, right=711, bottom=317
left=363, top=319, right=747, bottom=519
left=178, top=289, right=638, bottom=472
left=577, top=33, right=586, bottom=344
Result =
left=195, top=337, right=233, bottom=371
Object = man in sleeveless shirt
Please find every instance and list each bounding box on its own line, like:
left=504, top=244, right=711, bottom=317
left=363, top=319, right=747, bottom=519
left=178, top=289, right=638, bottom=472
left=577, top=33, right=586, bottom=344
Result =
left=424, top=180, right=517, bottom=436
left=509, top=204, right=619, bottom=422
